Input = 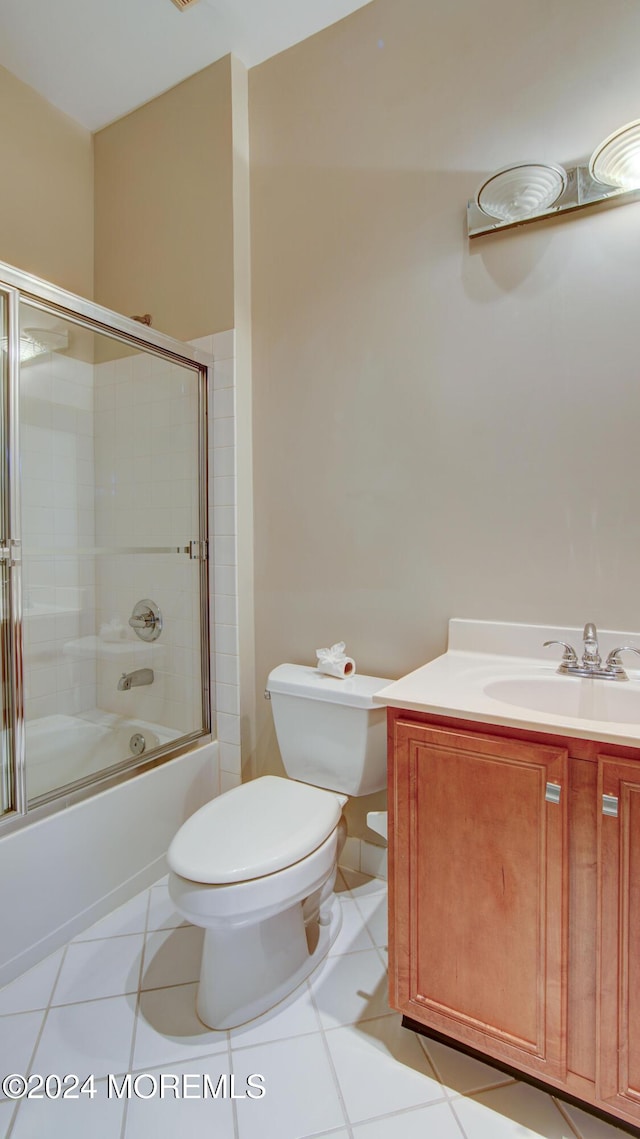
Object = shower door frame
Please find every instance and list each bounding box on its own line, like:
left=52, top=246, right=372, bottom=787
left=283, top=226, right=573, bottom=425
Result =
left=0, top=259, right=213, bottom=836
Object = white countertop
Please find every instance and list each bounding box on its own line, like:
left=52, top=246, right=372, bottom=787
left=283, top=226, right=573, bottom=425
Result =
left=374, top=619, right=640, bottom=748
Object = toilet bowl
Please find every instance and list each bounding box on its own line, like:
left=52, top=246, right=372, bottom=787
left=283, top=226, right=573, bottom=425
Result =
left=168, top=664, right=389, bottom=1029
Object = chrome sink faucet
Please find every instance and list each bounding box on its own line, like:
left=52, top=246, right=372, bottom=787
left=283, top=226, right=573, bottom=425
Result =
left=544, top=623, right=640, bottom=681
left=581, top=622, right=601, bottom=670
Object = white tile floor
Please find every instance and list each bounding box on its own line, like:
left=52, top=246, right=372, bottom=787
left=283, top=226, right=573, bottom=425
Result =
left=0, top=869, right=632, bottom=1139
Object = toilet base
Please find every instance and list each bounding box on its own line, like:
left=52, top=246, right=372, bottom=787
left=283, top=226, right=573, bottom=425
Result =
left=196, top=892, right=342, bottom=1030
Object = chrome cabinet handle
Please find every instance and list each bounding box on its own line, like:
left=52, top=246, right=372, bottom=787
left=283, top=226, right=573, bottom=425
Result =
left=545, top=783, right=562, bottom=804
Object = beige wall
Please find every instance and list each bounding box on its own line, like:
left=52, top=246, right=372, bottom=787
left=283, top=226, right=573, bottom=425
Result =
left=94, top=58, right=234, bottom=341
left=230, top=58, right=257, bottom=781
left=0, top=64, right=93, bottom=297
left=249, top=0, right=640, bottom=830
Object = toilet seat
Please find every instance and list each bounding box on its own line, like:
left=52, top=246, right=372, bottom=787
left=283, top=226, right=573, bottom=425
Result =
left=167, top=774, right=344, bottom=884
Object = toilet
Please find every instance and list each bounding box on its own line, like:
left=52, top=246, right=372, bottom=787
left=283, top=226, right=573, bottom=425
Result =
left=167, top=663, right=389, bottom=1030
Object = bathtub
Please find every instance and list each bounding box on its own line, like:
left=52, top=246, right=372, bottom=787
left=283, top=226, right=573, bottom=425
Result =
left=25, top=712, right=181, bottom=800
left=0, top=732, right=219, bottom=986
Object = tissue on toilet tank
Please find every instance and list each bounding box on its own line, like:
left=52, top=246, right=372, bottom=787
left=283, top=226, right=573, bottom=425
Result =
left=315, top=642, right=356, bottom=679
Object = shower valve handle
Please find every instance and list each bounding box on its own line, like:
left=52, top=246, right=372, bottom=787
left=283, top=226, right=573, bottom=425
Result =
left=129, top=611, right=154, bottom=629
left=128, top=599, right=163, bottom=642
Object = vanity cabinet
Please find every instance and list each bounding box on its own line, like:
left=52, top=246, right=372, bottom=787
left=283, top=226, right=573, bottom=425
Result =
left=388, top=708, right=640, bottom=1130
left=598, top=757, right=640, bottom=1118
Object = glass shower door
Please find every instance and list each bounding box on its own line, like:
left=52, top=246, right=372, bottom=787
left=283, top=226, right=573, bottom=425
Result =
left=0, top=289, right=13, bottom=816
left=18, top=302, right=209, bottom=805
left=0, top=287, right=23, bottom=819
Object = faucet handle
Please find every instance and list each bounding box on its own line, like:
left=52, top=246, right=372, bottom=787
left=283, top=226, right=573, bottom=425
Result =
left=605, top=646, right=640, bottom=678
left=543, top=640, right=579, bottom=669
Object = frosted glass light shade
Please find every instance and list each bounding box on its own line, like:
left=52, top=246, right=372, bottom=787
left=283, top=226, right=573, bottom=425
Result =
left=589, top=120, right=640, bottom=190
left=0, top=328, right=69, bottom=362
left=476, top=163, right=567, bottom=222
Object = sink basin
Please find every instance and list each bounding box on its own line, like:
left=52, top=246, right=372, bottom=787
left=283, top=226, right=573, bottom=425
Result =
left=484, top=676, right=640, bottom=725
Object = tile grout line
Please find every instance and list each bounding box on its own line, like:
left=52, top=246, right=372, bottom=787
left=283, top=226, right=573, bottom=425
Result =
left=0, top=974, right=205, bottom=1019
left=552, top=1095, right=586, bottom=1139
left=446, top=1095, right=475, bottom=1139
left=336, top=885, right=489, bottom=1139
left=416, top=1034, right=518, bottom=1105
left=225, top=1023, right=239, bottom=1139
left=67, top=920, right=187, bottom=947
left=4, top=940, right=70, bottom=1139
left=119, top=884, right=154, bottom=1139
left=306, top=977, right=355, bottom=1139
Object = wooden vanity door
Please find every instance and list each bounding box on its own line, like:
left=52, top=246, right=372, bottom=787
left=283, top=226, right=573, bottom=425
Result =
left=390, top=720, right=569, bottom=1081
left=597, top=756, right=640, bottom=1119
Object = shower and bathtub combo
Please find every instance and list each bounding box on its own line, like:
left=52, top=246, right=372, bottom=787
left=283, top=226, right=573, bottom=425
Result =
left=0, top=260, right=217, bottom=986
left=0, top=259, right=388, bottom=1028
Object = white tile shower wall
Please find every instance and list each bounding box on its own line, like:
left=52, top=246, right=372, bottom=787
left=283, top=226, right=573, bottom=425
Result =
left=190, top=330, right=240, bottom=792
left=20, top=352, right=97, bottom=723
left=92, top=350, right=202, bottom=735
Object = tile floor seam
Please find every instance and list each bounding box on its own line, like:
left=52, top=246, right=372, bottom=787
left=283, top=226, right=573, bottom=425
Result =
left=328, top=946, right=380, bottom=960
left=339, top=874, right=387, bottom=898
left=71, top=929, right=154, bottom=945
left=410, top=1031, right=446, bottom=1084
left=307, top=978, right=355, bottom=1139
left=138, top=977, right=202, bottom=996
left=348, top=897, right=387, bottom=954
left=324, top=1014, right=458, bottom=1130
left=2, top=1100, right=18, bottom=1138
left=304, top=1128, right=350, bottom=1138
left=0, top=1008, right=45, bottom=1020
left=449, top=1077, right=521, bottom=1099
left=47, top=984, right=142, bottom=1010
left=415, top=1033, right=519, bottom=1102
left=5, top=941, right=71, bottom=1137
left=446, top=1093, right=475, bottom=1139
left=122, top=1050, right=233, bottom=1079
left=351, top=1096, right=465, bottom=1132
left=374, top=944, right=390, bottom=973
left=551, top=1095, right=587, bottom=1139
left=229, top=1026, right=324, bottom=1053
left=0, top=982, right=192, bottom=1017
left=361, top=922, right=384, bottom=952
left=121, top=889, right=154, bottom=1139
left=5, top=1010, right=52, bottom=1132
left=225, top=1023, right=240, bottom=1139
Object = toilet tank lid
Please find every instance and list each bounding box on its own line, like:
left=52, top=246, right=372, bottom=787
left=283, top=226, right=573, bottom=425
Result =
left=266, top=664, right=391, bottom=708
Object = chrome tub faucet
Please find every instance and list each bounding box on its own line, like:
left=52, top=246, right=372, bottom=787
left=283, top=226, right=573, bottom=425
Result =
left=544, top=623, right=640, bottom=681
left=117, top=668, right=154, bottom=691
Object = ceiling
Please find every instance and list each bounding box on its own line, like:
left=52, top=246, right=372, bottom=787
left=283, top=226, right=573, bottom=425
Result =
left=0, top=0, right=373, bottom=131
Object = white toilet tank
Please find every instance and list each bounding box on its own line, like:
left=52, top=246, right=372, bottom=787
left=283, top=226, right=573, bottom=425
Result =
left=265, top=665, right=390, bottom=796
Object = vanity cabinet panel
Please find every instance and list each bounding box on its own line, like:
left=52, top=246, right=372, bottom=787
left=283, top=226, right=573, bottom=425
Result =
left=389, top=708, right=640, bottom=1129
left=567, top=758, right=598, bottom=1083
left=597, top=756, right=640, bottom=1114
left=390, top=718, right=568, bottom=1081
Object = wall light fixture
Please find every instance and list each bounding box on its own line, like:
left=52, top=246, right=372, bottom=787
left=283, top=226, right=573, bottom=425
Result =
left=1, top=328, right=69, bottom=363
left=468, top=119, right=640, bottom=238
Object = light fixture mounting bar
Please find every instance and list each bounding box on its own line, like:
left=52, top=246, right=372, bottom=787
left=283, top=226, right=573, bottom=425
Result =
left=467, top=163, right=640, bottom=238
